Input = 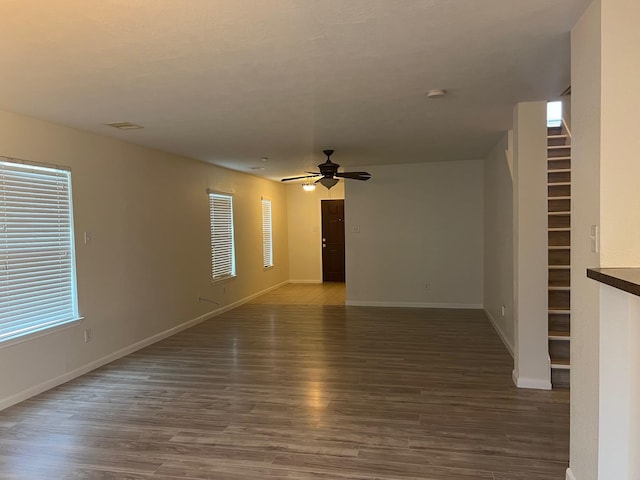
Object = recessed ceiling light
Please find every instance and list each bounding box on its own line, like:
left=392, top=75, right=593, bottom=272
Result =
left=104, top=121, right=144, bottom=130
left=426, top=89, right=447, bottom=98
left=260, top=157, right=269, bottom=162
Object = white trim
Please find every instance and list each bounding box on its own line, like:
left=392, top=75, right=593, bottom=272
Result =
left=0, top=160, right=79, bottom=344
left=206, top=187, right=235, bottom=195
left=0, top=280, right=289, bottom=412
left=210, top=274, right=237, bottom=285
left=562, top=117, right=572, bottom=140
left=0, top=317, right=84, bottom=350
left=0, top=154, right=71, bottom=172
left=289, top=279, right=323, bottom=284
left=240, top=280, right=289, bottom=302
left=345, top=300, right=483, bottom=309
left=261, top=198, right=273, bottom=269
left=209, top=191, right=236, bottom=280
left=566, top=467, right=576, bottom=480
left=484, top=308, right=514, bottom=357
left=512, top=369, right=552, bottom=390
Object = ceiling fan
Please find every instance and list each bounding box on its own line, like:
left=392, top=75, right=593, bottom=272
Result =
left=281, top=150, right=371, bottom=190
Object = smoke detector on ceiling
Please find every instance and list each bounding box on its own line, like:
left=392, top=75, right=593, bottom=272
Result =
left=426, top=89, right=447, bottom=98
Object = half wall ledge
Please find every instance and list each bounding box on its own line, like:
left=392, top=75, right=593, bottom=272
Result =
left=587, top=267, right=640, bottom=296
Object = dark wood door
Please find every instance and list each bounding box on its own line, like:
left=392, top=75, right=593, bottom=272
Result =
left=321, top=199, right=345, bottom=282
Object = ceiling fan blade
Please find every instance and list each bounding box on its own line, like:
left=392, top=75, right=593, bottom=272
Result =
left=281, top=174, right=321, bottom=182
left=335, top=172, right=372, bottom=180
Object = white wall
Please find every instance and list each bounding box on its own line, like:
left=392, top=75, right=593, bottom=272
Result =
left=512, top=101, right=550, bottom=390
left=483, top=132, right=514, bottom=354
left=0, top=109, right=289, bottom=409
left=344, top=160, right=484, bottom=308
left=570, top=1, right=601, bottom=477
left=597, top=0, right=640, bottom=476
left=597, top=285, right=640, bottom=479
left=286, top=182, right=344, bottom=283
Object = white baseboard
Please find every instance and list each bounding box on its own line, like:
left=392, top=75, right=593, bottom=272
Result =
left=512, top=369, right=552, bottom=391
left=566, top=467, right=576, bottom=480
left=231, top=280, right=290, bottom=305
left=288, top=279, right=323, bottom=284
left=345, top=300, right=482, bottom=309
left=0, top=280, right=289, bottom=412
left=484, top=308, right=514, bottom=357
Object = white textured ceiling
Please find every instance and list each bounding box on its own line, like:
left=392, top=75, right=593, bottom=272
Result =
left=0, top=0, right=589, bottom=180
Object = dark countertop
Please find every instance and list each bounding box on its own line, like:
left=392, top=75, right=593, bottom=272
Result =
left=587, top=268, right=640, bottom=297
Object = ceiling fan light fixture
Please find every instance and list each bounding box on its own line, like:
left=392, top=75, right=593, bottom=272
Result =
left=280, top=150, right=370, bottom=187
left=302, top=182, right=316, bottom=192
left=319, top=177, right=339, bottom=190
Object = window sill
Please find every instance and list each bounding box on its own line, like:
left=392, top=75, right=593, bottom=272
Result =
left=0, top=317, right=84, bottom=350
left=263, top=265, right=275, bottom=272
left=211, top=274, right=237, bottom=285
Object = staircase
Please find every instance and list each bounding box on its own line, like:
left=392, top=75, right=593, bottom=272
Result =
left=547, top=124, right=571, bottom=388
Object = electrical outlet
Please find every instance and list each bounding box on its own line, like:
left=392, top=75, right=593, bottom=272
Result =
left=83, top=231, right=92, bottom=244
left=84, top=328, right=92, bottom=343
left=501, top=305, right=505, bottom=317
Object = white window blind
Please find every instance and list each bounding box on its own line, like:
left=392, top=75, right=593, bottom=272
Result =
left=209, top=192, right=236, bottom=280
left=261, top=198, right=273, bottom=268
left=0, top=159, right=79, bottom=343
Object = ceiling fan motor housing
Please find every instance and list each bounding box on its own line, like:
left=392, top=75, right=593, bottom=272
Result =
left=319, top=161, right=339, bottom=176
left=319, top=150, right=339, bottom=177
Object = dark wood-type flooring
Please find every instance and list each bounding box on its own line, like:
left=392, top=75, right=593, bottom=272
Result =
left=0, top=284, right=569, bottom=479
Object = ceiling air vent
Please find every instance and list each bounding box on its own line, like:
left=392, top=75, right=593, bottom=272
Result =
left=104, top=121, right=143, bottom=130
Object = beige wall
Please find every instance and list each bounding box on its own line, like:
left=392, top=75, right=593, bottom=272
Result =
left=570, top=1, right=601, bottom=477
left=562, top=95, right=572, bottom=131
left=0, top=109, right=289, bottom=408
left=599, top=0, right=640, bottom=267
left=598, top=1, right=640, bottom=475
left=286, top=182, right=344, bottom=283
left=344, top=160, right=484, bottom=308
left=483, top=132, right=514, bottom=354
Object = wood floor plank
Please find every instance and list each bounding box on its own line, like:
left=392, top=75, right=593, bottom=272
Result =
left=0, top=284, right=569, bottom=479
left=271, top=452, right=495, bottom=480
